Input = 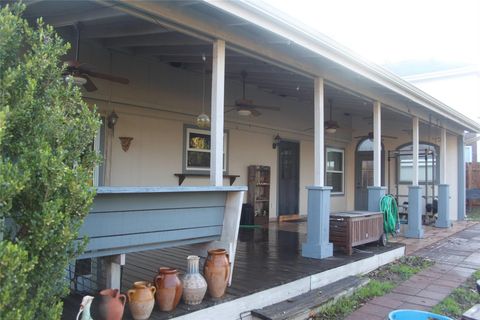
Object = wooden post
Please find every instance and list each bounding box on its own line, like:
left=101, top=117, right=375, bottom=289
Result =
left=412, top=117, right=419, bottom=186
left=302, top=77, right=333, bottom=259
left=367, top=101, right=386, bottom=211
left=440, top=127, right=447, bottom=184
left=210, top=39, right=226, bottom=186
left=373, top=101, right=381, bottom=187
left=105, top=254, right=125, bottom=290
left=314, top=77, right=325, bottom=187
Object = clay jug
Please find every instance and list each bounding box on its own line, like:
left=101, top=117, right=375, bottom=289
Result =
left=203, top=248, right=230, bottom=298
left=127, top=281, right=156, bottom=320
left=182, top=255, right=207, bottom=305
left=154, top=267, right=183, bottom=311
left=98, top=289, right=126, bottom=320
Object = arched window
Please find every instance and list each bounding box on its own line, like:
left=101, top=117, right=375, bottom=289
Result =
left=397, top=142, right=439, bottom=184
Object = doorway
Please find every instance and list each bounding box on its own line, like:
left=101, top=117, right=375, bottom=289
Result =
left=278, top=141, right=300, bottom=216
left=355, top=139, right=385, bottom=210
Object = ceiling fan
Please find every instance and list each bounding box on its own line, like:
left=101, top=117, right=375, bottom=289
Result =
left=325, top=98, right=340, bottom=133
left=354, top=132, right=398, bottom=140
left=63, top=24, right=129, bottom=92
left=225, top=71, right=280, bottom=117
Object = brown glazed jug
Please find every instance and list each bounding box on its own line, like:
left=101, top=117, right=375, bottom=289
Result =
left=154, top=267, right=183, bottom=311
left=203, top=248, right=230, bottom=298
left=127, top=281, right=156, bottom=320
left=98, top=288, right=126, bottom=320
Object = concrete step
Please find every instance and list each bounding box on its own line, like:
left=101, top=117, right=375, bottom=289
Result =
left=250, top=276, right=369, bottom=320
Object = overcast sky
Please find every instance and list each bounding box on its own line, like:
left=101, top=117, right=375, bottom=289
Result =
left=262, top=0, right=480, bottom=67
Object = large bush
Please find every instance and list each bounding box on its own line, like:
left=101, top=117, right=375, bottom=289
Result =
left=0, top=3, right=100, bottom=319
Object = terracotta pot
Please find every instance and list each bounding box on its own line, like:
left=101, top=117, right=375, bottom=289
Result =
left=98, top=288, right=126, bottom=320
left=127, top=281, right=156, bottom=320
left=203, top=248, right=230, bottom=298
left=154, top=267, right=183, bottom=311
left=182, top=255, right=207, bottom=305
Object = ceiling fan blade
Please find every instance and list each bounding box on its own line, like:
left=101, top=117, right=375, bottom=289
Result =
left=381, top=134, right=398, bottom=139
left=82, top=69, right=129, bottom=85
left=251, top=105, right=281, bottom=111
left=224, top=107, right=236, bottom=113
left=250, top=109, right=261, bottom=117
left=82, top=75, right=97, bottom=92
left=354, top=135, right=366, bottom=139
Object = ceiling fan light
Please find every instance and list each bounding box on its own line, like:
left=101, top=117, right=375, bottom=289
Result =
left=325, top=127, right=337, bottom=134
left=237, top=109, right=252, bottom=116
left=196, top=113, right=210, bottom=128
left=65, top=74, right=87, bottom=86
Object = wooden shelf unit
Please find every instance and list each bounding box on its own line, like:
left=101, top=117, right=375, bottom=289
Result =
left=248, top=165, right=271, bottom=225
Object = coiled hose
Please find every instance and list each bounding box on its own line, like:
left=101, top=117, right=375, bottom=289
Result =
left=379, top=194, right=400, bottom=240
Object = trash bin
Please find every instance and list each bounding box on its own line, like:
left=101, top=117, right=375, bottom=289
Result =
left=388, top=309, right=453, bottom=320
left=240, top=203, right=254, bottom=225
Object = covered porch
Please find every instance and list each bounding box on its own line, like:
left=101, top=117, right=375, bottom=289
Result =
left=62, top=222, right=404, bottom=320
left=21, top=0, right=480, bottom=317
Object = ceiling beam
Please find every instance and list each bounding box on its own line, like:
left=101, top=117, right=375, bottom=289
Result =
left=103, top=32, right=207, bottom=47
left=81, top=20, right=167, bottom=38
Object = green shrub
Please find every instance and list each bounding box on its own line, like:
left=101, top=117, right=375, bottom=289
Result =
left=0, top=3, right=99, bottom=319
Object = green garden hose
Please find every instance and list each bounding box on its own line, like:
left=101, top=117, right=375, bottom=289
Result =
left=379, top=194, right=400, bottom=240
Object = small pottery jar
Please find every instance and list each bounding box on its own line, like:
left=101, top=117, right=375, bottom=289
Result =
left=127, top=281, right=156, bottom=320
left=203, top=248, right=230, bottom=298
left=154, top=267, right=183, bottom=311
left=182, top=255, right=207, bottom=305
left=98, top=288, right=126, bottom=320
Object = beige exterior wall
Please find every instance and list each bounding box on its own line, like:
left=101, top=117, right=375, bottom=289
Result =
left=79, top=40, right=462, bottom=220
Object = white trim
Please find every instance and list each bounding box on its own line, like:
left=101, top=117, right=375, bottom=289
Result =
left=210, top=39, right=226, bottom=186
left=185, top=127, right=227, bottom=172
left=440, top=128, right=447, bottom=184
left=412, top=117, right=419, bottom=186
left=314, top=77, right=325, bottom=186
left=373, top=101, right=381, bottom=187
left=326, top=147, right=344, bottom=195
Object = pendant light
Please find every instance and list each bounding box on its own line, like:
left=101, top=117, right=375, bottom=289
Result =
left=196, top=54, right=210, bottom=128
left=325, top=98, right=340, bottom=134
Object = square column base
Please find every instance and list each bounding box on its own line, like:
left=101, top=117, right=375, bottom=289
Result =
left=302, top=243, right=333, bottom=259
left=302, top=186, right=333, bottom=259
left=368, top=186, right=387, bottom=212
left=436, top=184, right=451, bottom=228
left=405, top=186, right=424, bottom=238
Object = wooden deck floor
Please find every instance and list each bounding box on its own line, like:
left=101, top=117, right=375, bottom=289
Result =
left=62, top=223, right=403, bottom=319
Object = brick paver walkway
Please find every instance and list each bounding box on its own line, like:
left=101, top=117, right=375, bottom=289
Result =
left=345, top=223, right=480, bottom=320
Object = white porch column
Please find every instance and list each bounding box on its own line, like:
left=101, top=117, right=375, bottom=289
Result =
left=412, top=117, right=419, bottom=186
left=210, top=39, right=225, bottom=186
left=440, top=127, right=447, bottom=184
left=367, top=101, right=386, bottom=211
left=302, top=77, right=333, bottom=259
left=373, top=101, right=382, bottom=187
left=314, top=77, right=325, bottom=186
left=405, top=116, right=424, bottom=238
left=436, top=127, right=451, bottom=228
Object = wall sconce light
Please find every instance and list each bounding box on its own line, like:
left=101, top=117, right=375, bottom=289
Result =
left=119, top=136, right=133, bottom=152
left=272, top=134, right=282, bottom=149
left=107, top=111, right=119, bottom=129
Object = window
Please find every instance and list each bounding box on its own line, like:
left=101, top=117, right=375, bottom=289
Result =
left=397, top=143, right=438, bottom=184
left=326, top=147, right=344, bottom=194
left=184, top=127, right=227, bottom=172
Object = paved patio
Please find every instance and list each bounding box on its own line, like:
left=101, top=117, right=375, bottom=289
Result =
left=346, top=221, right=480, bottom=320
